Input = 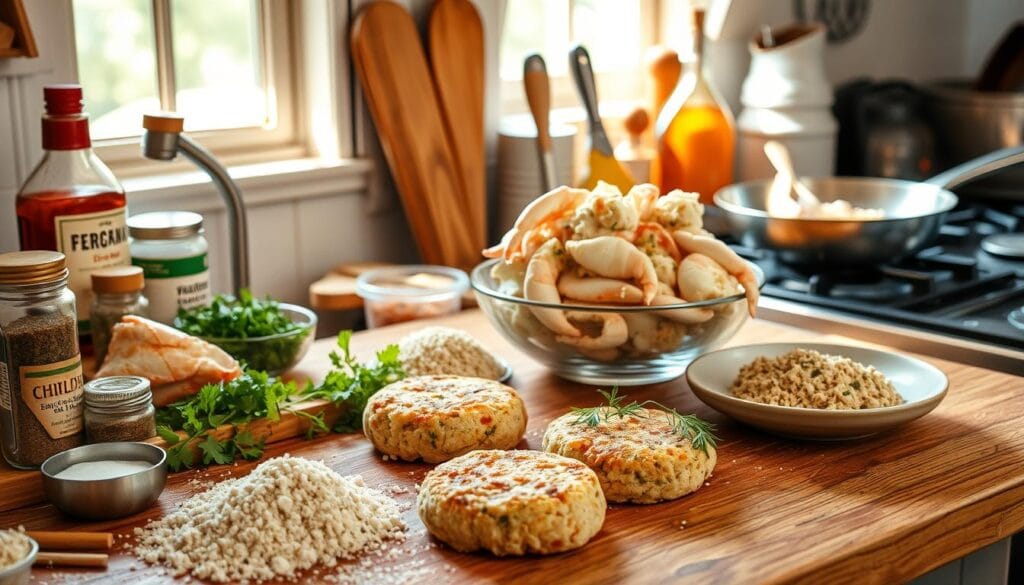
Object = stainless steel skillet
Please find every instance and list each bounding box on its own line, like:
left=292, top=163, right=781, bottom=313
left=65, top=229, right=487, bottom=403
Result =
left=714, top=146, right=1024, bottom=265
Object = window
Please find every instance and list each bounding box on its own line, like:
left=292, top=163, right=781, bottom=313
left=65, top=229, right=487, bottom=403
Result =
left=72, top=0, right=300, bottom=170
left=499, top=0, right=695, bottom=114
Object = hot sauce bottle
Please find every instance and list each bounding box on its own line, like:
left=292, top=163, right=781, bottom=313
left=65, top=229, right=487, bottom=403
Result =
left=16, top=85, right=130, bottom=349
left=654, top=8, right=735, bottom=204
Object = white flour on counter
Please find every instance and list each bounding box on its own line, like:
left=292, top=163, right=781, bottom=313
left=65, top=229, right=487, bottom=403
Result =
left=133, top=454, right=405, bottom=583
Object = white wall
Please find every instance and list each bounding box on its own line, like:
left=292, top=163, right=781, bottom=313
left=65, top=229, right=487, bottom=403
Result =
left=711, top=0, right=1024, bottom=113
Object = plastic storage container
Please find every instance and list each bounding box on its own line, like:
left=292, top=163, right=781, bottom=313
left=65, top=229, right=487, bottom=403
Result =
left=356, top=265, right=469, bottom=328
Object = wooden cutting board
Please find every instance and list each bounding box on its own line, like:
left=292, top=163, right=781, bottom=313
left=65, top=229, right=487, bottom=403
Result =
left=351, top=1, right=478, bottom=270
left=429, top=0, right=487, bottom=250
left=12, top=311, right=1024, bottom=584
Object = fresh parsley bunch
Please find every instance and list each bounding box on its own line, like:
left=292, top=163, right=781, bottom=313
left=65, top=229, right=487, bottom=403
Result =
left=570, top=387, right=718, bottom=455
left=297, top=331, right=404, bottom=434
left=156, top=370, right=297, bottom=471
left=174, top=289, right=312, bottom=374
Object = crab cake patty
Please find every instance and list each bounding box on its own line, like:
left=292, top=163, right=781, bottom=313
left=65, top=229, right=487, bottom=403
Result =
left=417, top=450, right=606, bottom=555
left=542, top=408, right=716, bottom=503
left=363, top=376, right=527, bottom=463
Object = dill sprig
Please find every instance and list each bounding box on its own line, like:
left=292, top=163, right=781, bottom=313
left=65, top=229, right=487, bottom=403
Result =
left=569, top=387, right=718, bottom=455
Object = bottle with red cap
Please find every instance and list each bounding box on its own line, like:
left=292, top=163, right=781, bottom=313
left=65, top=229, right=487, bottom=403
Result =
left=15, top=84, right=130, bottom=349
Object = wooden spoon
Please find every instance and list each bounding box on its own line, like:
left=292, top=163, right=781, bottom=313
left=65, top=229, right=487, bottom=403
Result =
left=524, top=54, right=557, bottom=192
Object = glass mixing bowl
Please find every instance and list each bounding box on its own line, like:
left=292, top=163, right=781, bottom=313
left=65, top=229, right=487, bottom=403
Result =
left=471, top=259, right=764, bottom=386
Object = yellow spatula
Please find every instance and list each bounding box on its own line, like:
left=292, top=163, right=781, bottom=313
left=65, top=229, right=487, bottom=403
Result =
left=569, top=45, right=636, bottom=192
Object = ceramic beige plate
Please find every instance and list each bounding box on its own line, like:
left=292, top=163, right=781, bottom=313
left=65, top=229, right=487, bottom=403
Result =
left=686, top=343, right=949, bottom=440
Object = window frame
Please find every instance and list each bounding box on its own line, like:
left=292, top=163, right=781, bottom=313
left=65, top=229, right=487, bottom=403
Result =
left=498, top=0, right=687, bottom=115
left=71, top=0, right=305, bottom=177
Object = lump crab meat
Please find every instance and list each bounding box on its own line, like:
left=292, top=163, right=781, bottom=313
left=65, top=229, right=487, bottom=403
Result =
left=564, top=236, right=660, bottom=305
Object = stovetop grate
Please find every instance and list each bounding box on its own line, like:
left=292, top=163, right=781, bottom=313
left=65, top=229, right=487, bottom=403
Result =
left=730, top=201, right=1024, bottom=350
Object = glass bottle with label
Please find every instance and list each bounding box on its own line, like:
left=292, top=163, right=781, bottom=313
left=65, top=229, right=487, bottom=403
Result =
left=128, top=211, right=211, bottom=324
left=654, top=8, right=735, bottom=204
left=15, top=85, right=130, bottom=349
left=0, top=251, right=85, bottom=469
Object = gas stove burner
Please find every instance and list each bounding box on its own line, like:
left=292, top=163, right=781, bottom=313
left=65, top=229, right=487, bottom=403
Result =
left=981, top=234, right=1024, bottom=259
left=1008, top=307, right=1024, bottom=331
left=828, top=280, right=915, bottom=301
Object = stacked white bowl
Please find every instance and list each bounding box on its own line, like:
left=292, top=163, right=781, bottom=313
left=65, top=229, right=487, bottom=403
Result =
left=497, top=115, right=576, bottom=234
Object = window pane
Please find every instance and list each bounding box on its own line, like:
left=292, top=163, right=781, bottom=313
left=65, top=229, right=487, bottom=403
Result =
left=171, top=0, right=267, bottom=132
left=571, top=0, right=642, bottom=72
left=500, top=0, right=571, bottom=80
left=72, top=0, right=159, bottom=140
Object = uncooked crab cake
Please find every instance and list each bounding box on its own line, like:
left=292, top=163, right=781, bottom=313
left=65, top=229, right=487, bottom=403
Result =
left=362, top=375, right=527, bottom=463
left=417, top=449, right=606, bottom=556
left=543, top=408, right=717, bottom=503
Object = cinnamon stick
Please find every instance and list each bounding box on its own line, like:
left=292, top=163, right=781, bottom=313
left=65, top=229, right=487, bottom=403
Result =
left=27, top=531, right=112, bottom=551
left=35, top=552, right=109, bottom=568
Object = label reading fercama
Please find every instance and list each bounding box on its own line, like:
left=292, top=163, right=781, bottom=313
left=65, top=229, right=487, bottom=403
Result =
left=19, top=356, right=84, bottom=439
left=134, top=255, right=211, bottom=324
left=55, top=207, right=131, bottom=330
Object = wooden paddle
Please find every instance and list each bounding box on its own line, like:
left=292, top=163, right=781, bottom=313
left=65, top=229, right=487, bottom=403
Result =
left=569, top=45, right=635, bottom=192
left=351, top=1, right=478, bottom=269
left=428, top=0, right=487, bottom=250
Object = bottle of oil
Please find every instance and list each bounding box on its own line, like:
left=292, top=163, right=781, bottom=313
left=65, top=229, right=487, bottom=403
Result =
left=654, top=8, right=735, bottom=204
left=15, top=85, right=130, bottom=350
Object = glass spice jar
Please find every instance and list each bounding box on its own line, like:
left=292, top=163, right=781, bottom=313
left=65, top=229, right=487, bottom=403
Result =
left=83, top=376, right=156, bottom=443
left=89, top=266, right=149, bottom=367
left=0, top=251, right=84, bottom=469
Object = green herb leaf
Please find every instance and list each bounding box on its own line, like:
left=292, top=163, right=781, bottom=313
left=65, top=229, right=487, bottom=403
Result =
left=233, top=429, right=266, bottom=460
left=295, top=411, right=330, bottom=440
left=156, top=424, right=181, bottom=445
left=198, top=433, right=234, bottom=465
left=296, top=331, right=405, bottom=434
left=569, top=387, right=718, bottom=456
left=155, top=370, right=297, bottom=470
left=166, top=440, right=195, bottom=472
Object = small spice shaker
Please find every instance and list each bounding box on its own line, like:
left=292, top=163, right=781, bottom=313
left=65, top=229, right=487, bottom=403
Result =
left=0, top=251, right=84, bottom=469
left=83, top=376, right=156, bottom=443
left=90, top=266, right=149, bottom=367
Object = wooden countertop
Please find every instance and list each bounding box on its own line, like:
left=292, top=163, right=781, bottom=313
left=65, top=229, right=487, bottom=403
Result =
left=6, top=310, right=1024, bottom=584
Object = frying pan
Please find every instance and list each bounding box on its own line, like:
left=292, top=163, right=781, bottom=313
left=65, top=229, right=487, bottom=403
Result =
left=714, top=145, right=1024, bottom=265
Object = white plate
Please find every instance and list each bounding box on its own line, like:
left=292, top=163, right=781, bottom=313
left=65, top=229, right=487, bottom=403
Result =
left=686, top=343, right=949, bottom=440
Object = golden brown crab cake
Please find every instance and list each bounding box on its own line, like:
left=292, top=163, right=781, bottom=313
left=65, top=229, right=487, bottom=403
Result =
left=542, top=407, right=716, bottom=503
left=362, top=376, right=527, bottom=463
left=417, top=449, right=606, bottom=556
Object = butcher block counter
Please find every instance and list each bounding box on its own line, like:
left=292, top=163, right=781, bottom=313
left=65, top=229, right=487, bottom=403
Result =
left=4, top=310, right=1024, bottom=584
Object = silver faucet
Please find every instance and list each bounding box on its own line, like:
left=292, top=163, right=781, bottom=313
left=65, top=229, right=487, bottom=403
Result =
left=140, top=114, right=250, bottom=294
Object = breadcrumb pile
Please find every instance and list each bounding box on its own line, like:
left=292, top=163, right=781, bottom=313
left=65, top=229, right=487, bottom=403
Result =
left=0, top=528, right=31, bottom=569
left=730, top=348, right=902, bottom=409
left=134, top=455, right=405, bottom=582
left=399, top=327, right=504, bottom=380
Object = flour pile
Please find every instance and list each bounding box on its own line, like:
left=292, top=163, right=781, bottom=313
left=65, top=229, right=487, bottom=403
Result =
left=134, top=455, right=405, bottom=582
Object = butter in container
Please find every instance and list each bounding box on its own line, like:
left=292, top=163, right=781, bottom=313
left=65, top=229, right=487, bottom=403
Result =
left=355, top=265, right=469, bottom=328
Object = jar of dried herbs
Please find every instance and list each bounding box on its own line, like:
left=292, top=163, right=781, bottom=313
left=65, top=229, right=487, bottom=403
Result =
left=83, top=376, right=156, bottom=443
left=0, top=251, right=84, bottom=469
left=89, top=265, right=149, bottom=368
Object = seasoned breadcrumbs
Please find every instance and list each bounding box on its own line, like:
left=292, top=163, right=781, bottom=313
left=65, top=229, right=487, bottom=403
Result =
left=730, top=348, right=902, bottom=409
left=0, top=528, right=31, bottom=569
left=398, top=327, right=504, bottom=380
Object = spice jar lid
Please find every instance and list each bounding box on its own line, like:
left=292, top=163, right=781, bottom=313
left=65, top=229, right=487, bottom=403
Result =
left=91, top=266, right=145, bottom=294
left=0, top=251, right=68, bottom=285
left=84, top=376, right=152, bottom=409
left=128, top=211, right=203, bottom=240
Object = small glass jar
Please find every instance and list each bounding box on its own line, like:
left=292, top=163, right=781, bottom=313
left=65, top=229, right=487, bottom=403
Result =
left=128, top=211, right=211, bottom=324
left=90, top=266, right=149, bottom=367
left=0, top=251, right=84, bottom=469
left=83, top=376, right=156, bottom=443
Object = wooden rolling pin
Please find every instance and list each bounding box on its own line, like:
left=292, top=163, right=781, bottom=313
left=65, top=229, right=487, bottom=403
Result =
left=35, top=552, right=109, bottom=568
left=27, top=531, right=113, bottom=551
